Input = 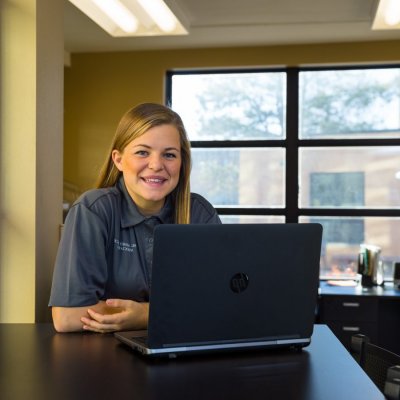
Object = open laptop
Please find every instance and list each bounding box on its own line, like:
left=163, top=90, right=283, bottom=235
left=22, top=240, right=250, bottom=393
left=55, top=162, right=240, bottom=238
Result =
left=114, top=223, right=322, bottom=358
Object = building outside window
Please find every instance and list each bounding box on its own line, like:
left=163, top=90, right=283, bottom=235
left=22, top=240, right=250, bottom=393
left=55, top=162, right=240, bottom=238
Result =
left=167, top=66, right=400, bottom=280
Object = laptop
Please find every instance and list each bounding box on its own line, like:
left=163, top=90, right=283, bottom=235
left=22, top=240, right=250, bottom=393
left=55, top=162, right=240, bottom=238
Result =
left=114, top=223, right=322, bottom=358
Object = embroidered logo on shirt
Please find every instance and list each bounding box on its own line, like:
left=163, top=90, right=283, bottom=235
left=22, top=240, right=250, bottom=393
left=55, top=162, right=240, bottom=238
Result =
left=114, top=239, right=137, bottom=253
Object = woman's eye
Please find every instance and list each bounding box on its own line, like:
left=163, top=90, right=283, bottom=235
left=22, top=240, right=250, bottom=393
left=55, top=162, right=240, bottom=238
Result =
left=164, top=153, right=177, bottom=159
left=135, top=150, right=148, bottom=156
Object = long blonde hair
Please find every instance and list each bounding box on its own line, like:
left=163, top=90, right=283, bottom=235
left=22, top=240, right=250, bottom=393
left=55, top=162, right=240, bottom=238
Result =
left=96, top=103, right=191, bottom=224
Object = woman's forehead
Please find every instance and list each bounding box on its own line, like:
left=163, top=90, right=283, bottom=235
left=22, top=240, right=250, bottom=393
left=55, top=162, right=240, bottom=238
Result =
left=128, top=124, right=181, bottom=148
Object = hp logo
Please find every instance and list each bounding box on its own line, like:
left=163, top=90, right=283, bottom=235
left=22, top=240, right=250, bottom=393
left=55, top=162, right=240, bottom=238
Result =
left=230, top=273, right=249, bottom=293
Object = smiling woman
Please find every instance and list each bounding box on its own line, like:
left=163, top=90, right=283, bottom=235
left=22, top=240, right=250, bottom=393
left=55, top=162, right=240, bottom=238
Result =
left=48, top=103, right=221, bottom=333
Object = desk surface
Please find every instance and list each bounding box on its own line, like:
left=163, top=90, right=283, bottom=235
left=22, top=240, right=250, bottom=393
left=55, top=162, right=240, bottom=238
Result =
left=0, top=324, right=383, bottom=400
left=319, top=280, right=400, bottom=297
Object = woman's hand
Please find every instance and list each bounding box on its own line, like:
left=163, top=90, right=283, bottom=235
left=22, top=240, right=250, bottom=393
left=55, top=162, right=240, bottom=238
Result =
left=80, top=299, right=149, bottom=334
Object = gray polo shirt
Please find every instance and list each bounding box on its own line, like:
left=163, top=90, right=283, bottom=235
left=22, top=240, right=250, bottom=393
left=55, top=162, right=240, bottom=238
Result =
left=49, top=177, right=221, bottom=307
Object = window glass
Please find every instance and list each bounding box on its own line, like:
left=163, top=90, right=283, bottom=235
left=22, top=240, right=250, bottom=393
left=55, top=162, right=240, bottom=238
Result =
left=171, top=72, right=286, bottom=140
left=300, top=216, right=400, bottom=281
left=299, top=68, right=400, bottom=139
left=168, top=67, right=400, bottom=281
left=220, top=215, right=285, bottom=224
left=299, top=147, right=400, bottom=209
left=191, top=148, right=285, bottom=207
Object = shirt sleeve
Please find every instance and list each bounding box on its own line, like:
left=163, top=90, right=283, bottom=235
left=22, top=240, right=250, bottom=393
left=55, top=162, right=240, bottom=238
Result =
left=190, top=193, right=222, bottom=224
left=48, top=202, right=110, bottom=307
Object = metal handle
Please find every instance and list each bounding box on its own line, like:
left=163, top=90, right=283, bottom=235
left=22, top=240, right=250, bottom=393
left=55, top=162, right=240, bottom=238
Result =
left=342, top=302, right=360, bottom=308
left=342, top=326, right=360, bottom=332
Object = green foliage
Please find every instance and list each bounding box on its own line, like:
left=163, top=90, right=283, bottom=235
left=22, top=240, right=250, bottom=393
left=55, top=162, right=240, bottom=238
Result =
left=191, top=69, right=400, bottom=139
left=300, top=70, right=400, bottom=136
left=195, top=73, right=285, bottom=139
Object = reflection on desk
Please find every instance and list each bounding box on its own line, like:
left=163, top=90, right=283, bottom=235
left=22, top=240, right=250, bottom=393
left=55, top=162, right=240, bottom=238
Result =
left=0, top=324, right=384, bottom=400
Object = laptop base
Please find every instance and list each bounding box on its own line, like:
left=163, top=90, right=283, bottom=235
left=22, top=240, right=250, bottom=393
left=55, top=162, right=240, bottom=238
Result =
left=114, top=330, right=311, bottom=358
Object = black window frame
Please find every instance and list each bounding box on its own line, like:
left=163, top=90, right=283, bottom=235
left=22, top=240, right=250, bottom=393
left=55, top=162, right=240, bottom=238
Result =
left=165, top=65, right=400, bottom=223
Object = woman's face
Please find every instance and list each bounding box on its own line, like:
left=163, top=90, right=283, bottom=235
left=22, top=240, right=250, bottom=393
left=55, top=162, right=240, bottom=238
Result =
left=112, top=124, right=182, bottom=215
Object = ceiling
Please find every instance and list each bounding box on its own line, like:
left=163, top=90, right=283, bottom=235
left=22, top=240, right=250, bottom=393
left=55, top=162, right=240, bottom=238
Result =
left=64, top=0, right=400, bottom=53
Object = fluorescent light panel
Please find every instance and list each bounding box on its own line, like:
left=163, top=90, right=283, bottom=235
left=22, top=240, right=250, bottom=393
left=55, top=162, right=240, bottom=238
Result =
left=372, top=0, right=400, bottom=30
left=136, top=0, right=177, bottom=32
left=92, top=0, right=138, bottom=33
left=68, top=0, right=187, bottom=37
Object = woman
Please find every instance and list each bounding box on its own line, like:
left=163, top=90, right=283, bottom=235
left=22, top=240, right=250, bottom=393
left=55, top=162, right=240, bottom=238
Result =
left=49, top=103, right=221, bottom=333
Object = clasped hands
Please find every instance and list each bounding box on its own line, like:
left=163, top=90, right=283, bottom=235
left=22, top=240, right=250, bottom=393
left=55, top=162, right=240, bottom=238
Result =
left=81, top=299, right=149, bottom=334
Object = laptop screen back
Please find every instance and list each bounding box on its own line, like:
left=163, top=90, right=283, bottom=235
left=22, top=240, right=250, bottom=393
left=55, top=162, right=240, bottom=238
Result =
left=147, top=223, right=322, bottom=349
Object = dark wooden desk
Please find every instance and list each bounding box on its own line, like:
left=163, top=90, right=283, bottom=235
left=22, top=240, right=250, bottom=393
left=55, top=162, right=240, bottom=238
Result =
left=0, top=324, right=383, bottom=400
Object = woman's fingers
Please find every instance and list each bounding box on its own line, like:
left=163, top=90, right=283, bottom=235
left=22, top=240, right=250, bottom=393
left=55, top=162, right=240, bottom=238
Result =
left=87, top=308, right=124, bottom=324
left=80, top=300, right=149, bottom=332
left=81, top=315, right=119, bottom=333
left=81, top=309, right=123, bottom=332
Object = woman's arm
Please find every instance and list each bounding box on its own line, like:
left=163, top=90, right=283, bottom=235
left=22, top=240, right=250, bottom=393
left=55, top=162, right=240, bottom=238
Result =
left=52, top=299, right=149, bottom=333
left=52, top=301, right=112, bottom=333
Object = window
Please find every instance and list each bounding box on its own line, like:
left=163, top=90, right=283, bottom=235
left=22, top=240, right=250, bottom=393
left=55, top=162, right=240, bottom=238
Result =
left=167, top=66, right=400, bottom=280
left=170, top=71, right=286, bottom=140
left=191, top=148, right=285, bottom=207
left=309, top=172, right=365, bottom=208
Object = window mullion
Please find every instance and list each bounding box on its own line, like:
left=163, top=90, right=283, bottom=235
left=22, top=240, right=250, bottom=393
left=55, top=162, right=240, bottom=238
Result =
left=286, top=68, right=299, bottom=223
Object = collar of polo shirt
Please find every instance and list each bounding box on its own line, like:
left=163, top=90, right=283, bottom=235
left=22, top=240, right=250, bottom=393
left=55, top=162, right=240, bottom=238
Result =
left=118, top=176, right=174, bottom=228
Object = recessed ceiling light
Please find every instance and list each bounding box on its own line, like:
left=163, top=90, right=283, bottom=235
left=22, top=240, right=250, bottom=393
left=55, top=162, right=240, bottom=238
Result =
left=92, top=0, right=138, bottom=33
left=68, top=0, right=188, bottom=37
left=136, top=0, right=177, bottom=33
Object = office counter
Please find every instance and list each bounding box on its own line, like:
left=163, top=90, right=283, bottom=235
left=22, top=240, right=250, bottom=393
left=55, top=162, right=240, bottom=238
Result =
left=319, top=281, right=400, bottom=353
left=0, top=324, right=383, bottom=400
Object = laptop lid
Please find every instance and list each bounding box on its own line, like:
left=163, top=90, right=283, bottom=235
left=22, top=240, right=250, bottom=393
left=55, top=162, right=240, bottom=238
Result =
left=115, top=223, right=322, bottom=357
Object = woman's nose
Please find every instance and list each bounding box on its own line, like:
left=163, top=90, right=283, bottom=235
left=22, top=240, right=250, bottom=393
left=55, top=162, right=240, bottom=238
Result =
left=148, top=155, right=164, bottom=171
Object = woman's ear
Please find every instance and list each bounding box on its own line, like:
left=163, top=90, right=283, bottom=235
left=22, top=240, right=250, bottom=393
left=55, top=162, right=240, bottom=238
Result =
left=112, top=150, right=123, bottom=171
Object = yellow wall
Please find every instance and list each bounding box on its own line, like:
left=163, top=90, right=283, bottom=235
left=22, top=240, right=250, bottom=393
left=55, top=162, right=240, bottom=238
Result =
left=0, top=0, right=63, bottom=323
left=0, top=0, right=36, bottom=322
left=64, top=40, right=400, bottom=192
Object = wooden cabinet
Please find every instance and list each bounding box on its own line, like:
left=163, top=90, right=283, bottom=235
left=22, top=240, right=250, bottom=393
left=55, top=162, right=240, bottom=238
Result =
left=318, top=282, right=400, bottom=354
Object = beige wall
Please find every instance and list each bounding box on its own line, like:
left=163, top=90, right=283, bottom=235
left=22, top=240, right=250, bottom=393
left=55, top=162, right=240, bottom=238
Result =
left=0, top=0, right=63, bottom=323
left=64, top=40, right=400, bottom=193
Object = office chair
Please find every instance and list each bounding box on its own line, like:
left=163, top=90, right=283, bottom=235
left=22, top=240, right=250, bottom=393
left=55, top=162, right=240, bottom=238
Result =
left=351, top=334, right=400, bottom=399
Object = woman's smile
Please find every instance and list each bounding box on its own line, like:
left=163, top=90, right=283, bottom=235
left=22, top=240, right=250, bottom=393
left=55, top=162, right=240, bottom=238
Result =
left=141, top=175, right=168, bottom=185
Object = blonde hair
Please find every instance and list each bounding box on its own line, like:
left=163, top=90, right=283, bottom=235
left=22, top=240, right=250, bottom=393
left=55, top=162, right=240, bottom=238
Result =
left=96, top=103, right=191, bottom=224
